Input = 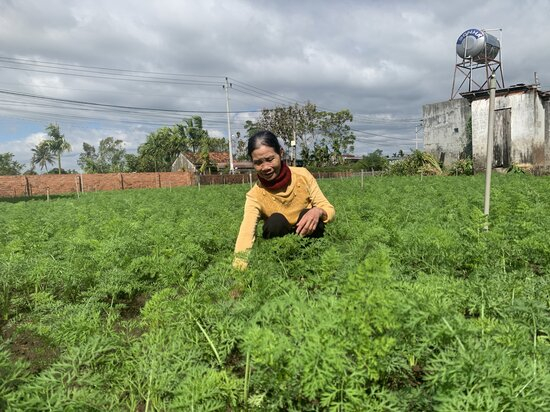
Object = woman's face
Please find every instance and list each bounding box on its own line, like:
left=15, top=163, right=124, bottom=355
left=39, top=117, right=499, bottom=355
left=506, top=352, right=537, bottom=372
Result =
left=251, top=144, right=282, bottom=181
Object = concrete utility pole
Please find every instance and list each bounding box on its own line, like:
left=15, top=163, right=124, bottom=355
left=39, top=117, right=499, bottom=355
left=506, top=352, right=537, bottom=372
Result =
left=415, top=120, right=423, bottom=150
left=292, top=119, right=297, bottom=166
left=223, top=77, right=235, bottom=173
left=483, top=74, right=496, bottom=230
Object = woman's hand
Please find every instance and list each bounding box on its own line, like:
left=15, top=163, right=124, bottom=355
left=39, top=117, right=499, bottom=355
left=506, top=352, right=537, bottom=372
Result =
left=295, top=207, right=326, bottom=237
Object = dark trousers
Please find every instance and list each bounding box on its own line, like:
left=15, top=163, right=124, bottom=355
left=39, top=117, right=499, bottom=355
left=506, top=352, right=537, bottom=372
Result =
left=262, top=209, right=325, bottom=239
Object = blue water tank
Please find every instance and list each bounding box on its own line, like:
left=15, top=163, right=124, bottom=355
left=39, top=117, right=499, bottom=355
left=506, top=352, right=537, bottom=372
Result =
left=456, top=29, right=500, bottom=62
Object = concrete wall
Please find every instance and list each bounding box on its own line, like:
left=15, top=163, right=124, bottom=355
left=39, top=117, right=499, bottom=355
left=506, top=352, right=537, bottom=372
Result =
left=544, top=99, right=550, bottom=167
left=423, top=98, right=471, bottom=167
left=471, top=89, right=546, bottom=170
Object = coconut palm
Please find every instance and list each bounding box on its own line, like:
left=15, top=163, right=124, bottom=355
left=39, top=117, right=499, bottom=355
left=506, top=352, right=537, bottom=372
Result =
left=31, top=140, right=55, bottom=172
left=45, top=123, right=71, bottom=174
left=181, top=116, right=208, bottom=153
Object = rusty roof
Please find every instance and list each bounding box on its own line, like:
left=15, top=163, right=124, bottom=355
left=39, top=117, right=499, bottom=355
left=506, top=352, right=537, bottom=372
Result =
left=184, top=151, right=229, bottom=164
left=459, top=83, right=547, bottom=101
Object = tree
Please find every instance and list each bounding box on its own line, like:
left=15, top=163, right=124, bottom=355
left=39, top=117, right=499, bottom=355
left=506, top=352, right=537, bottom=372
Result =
left=98, top=137, right=126, bottom=172
left=124, top=153, right=141, bottom=172
left=318, top=109, right=355, bottom=165
left=358, top=149, right=389, bottom=171
left=243, top=120, right=262, bottom=140
left=46, top=168, right=77, bottom=174
left=252, top=103, right=355, bottom=166
left=198, top=138, right=215, bottom=174
left=207, top=137, right=228, bottom=152
left=177, top=116, right=208, bottom=153
left=31, top=140, right=55, bottom=172
left=234, top=131, right=249, bottom=161
left=312, top=140, right=330, bottom=167
left=45, top=123, right=71, bottom=174
left=0, top=152, right=23, bottom=175
left=78, top=142, right=99, bottom=173
left=79, top=137, right=127, bottom=174
left=132, top=117, right=215, bottom=172
left=255, top=102, right=318, bottom=151
left=138, top=126, right=180, bottom=172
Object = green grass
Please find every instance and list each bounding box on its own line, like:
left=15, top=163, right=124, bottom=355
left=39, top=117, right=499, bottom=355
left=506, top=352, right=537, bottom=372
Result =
left=1, top=174, right=550, bottom=410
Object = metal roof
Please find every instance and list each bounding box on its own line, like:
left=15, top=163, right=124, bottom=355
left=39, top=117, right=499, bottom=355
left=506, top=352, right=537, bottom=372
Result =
left=459, top=83, right=541, bottom=101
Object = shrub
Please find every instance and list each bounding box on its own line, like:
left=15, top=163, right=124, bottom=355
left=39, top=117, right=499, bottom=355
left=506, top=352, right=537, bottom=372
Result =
left=387, top=150, right=442, bottom=176
left=448, top=158, right=474, bottom=176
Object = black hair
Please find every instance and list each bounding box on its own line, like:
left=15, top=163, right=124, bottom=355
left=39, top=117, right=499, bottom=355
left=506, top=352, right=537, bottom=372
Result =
left=247, top=130, right=282, bottom=159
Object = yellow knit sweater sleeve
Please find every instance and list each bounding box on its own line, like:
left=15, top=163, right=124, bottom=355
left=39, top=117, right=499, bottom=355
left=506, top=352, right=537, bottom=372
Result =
left=300, top=168, right=336, bottom=223
left=234, top=189, right=262, bottom=255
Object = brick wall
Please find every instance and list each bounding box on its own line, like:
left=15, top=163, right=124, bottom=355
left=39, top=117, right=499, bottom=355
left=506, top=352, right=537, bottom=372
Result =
left=0, top=170, right=356, bottom=198
left=0, top=171, right=195, bottom=198
left=0, top=176, right=28, bottom=197
left=197, top=173, right=255, bottom=186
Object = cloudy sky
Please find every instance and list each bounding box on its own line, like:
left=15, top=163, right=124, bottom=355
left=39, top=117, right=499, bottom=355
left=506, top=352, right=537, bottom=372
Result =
left=1, top=0, right=549, bottom=172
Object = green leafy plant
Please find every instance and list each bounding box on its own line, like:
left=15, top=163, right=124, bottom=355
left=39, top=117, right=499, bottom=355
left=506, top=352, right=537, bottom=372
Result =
left=2, top=174, right=550, bottom=410
left=448, top=157, right=474, bottom=176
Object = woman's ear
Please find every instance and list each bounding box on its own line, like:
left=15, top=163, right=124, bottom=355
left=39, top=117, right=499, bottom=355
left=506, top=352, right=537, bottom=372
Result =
left=280, top=148, right=285, bottom=158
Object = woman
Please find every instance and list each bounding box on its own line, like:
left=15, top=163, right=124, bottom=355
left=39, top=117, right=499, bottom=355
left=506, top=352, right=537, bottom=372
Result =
left=233, top=130, right=335, bottom=269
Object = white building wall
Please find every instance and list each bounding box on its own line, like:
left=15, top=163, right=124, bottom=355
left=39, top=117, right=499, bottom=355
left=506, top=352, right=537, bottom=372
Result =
left=423, top=98, right=471, bottom=166
left=471, top=89, right=545, bottom=169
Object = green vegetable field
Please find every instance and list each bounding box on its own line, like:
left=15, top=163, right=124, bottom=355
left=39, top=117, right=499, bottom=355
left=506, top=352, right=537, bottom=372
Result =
left=1, top=174, right=550, bottom=411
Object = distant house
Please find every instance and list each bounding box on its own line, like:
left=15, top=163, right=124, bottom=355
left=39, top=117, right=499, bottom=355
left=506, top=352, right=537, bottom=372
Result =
left=171, top=151, right=253, bottom=173
left=423, top=83, right=550, bottom=171
left=342, top=154, right=363, bottom=163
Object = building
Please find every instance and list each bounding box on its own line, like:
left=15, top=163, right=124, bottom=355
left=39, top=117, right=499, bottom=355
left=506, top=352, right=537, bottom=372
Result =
left=423, top=83, right=550, bottom=171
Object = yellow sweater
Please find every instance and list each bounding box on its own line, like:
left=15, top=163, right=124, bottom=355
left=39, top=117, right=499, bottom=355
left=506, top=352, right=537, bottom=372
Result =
left=234, top=167, right=335, bottom=263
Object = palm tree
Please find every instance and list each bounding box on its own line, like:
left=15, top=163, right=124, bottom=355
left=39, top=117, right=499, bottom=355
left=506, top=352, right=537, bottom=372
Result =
left=31, top=140, right=55, bottom=172
left=45, top=123, right=71, bottom=174
left=182, top=116, right=208, bottom=153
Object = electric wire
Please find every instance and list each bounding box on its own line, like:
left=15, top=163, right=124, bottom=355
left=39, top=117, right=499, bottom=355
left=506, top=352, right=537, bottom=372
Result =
left=0, top=56, right=422, bottom=153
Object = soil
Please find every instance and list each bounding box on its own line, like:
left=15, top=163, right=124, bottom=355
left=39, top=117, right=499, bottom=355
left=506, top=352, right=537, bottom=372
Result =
left=2, top=324, right=60, bottom=373
left=119, top=292, right=148, bottom=320
left=224, top=345, right=246, bottom=377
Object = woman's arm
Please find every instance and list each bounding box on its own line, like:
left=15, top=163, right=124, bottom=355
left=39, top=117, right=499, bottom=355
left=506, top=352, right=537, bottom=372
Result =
left=295, top=206, right=326, bottom=236
left=233, top=193, right=261, bottom=269
left=305, top=171, right=335, bottom=223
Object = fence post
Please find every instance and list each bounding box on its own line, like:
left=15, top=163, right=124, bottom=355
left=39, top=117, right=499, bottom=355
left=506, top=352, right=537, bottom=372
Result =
left=25, top=176, right=30, bottom=197
left=75, top=176, right=80, bottom=198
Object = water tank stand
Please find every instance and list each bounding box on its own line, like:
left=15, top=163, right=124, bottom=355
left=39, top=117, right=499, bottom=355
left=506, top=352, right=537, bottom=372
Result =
left=451, top=56, right=504, bottom=99
left=451, top=28, right=504, bottom=99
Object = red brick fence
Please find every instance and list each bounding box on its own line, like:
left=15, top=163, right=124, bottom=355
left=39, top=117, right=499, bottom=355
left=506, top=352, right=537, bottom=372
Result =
left=0, top=172, right=195, bottom=198
left=0, top=170, right=359, bottom=198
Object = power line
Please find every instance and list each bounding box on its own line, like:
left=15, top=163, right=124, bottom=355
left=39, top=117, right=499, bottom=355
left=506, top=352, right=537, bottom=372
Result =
left=0, top=55, right=225, bottom=80
left=0, top=56, right=423, bottom=152
left=0, top=88, right=261, bottom=114
left=0, top=64, right=223, bottom=86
